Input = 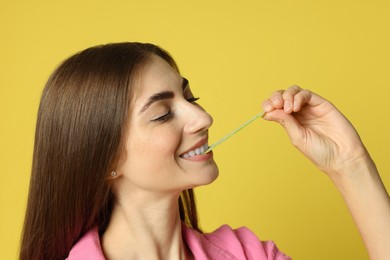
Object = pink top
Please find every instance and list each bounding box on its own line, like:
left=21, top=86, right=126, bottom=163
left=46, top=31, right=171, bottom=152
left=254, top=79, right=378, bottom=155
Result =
left=67, top=223, right=291, bottom=259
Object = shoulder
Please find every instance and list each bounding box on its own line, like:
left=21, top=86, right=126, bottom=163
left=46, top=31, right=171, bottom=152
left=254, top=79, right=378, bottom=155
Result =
left=182, top=223, right=291, bottom=260
left=66, top=227, right=105, bottom=260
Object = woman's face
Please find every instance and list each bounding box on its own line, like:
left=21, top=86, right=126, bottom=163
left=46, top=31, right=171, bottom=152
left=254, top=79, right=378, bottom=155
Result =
left=116, top=55, right=219, bottom=195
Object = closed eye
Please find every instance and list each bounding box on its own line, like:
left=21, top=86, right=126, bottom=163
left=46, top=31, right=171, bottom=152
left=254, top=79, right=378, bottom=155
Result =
left=151, top=97, right=199, bottom=123
left=151, top=111, right=172, bottom=122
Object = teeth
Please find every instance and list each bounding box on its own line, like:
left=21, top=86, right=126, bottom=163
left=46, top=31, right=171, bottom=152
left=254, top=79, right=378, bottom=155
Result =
left=181, top=143, right=209, bottom=158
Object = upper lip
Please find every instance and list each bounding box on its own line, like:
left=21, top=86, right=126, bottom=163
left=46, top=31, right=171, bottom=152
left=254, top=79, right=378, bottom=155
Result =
left=180, top=137, right=208, bottom=156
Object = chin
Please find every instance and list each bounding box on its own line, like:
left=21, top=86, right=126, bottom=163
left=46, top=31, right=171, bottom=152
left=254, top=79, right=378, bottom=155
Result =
left=190, top=163, right=219, bottom=189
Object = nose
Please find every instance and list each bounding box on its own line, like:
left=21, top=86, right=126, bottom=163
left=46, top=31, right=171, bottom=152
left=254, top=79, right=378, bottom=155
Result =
left=182, top=103, right=213, bottom=134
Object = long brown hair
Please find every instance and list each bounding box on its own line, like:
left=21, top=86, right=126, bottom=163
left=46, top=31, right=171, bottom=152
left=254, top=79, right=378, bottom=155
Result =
left=20, top=42, right=201, bottom=260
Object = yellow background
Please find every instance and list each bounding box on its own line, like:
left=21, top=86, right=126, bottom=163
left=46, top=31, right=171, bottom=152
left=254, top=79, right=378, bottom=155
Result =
left=1, top=1, right=389, bottom=259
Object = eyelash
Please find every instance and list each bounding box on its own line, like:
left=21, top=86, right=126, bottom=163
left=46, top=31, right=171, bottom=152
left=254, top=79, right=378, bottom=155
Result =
left=152, top=111, right=172, bottom=122
left=187, top=97, right=200, bottom=103
left=152, top=97, right=200, bottom=122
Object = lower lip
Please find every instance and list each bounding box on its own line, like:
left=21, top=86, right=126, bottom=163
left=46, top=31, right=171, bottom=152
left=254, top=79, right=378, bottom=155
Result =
left=181, top=151, right=213, bottom=162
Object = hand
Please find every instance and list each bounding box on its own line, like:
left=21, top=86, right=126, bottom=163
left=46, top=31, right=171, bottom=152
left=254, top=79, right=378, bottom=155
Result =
left=262, top=86, right=390, bottom=260
left=261, top=85, right=370, bottom=176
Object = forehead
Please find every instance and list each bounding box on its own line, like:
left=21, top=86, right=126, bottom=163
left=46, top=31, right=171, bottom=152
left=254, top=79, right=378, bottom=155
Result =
left=134, top=55, right=181, bottom=101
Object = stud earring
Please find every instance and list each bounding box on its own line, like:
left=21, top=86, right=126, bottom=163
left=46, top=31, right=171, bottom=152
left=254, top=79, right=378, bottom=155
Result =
left=111, top=171, right=117, bottom=177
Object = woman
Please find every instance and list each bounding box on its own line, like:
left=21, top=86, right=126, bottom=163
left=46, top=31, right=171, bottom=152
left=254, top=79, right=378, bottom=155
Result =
left=20, top=42, right=390, bottom=259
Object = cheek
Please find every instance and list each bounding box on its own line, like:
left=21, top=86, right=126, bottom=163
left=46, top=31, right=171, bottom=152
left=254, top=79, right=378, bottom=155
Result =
left=136, top=128, right=181, bottom=156
left=155, top=132, right=181, bottom=155
left=117, top=128, right=184, bottom=190
left=123, top=128, right=182, bottom=173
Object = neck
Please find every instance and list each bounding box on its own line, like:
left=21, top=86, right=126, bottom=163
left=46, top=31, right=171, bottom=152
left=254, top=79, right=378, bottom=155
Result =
left=102, top=191, right=192, bottom=260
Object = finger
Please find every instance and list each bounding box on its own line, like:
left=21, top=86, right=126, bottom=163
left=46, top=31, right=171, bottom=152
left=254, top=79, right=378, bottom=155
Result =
left=282, top=85, right=302, bottom=113
left=262, top=90, right=283, bottom=112
left=292, top=89, right=312, bottom=112
left=262, top=99, right=274, bottom=113
left=270, top=90, right=284, bottom=109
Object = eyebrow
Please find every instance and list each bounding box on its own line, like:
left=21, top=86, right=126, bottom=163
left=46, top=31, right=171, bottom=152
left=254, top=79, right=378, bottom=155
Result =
left=139, top=77, right=189, bottom=114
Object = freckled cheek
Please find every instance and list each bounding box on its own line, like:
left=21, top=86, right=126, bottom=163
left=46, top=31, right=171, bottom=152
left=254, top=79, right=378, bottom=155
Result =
left=130, top=131, right=182, bottom=157
left=151, top=132, right=181, bottom=157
